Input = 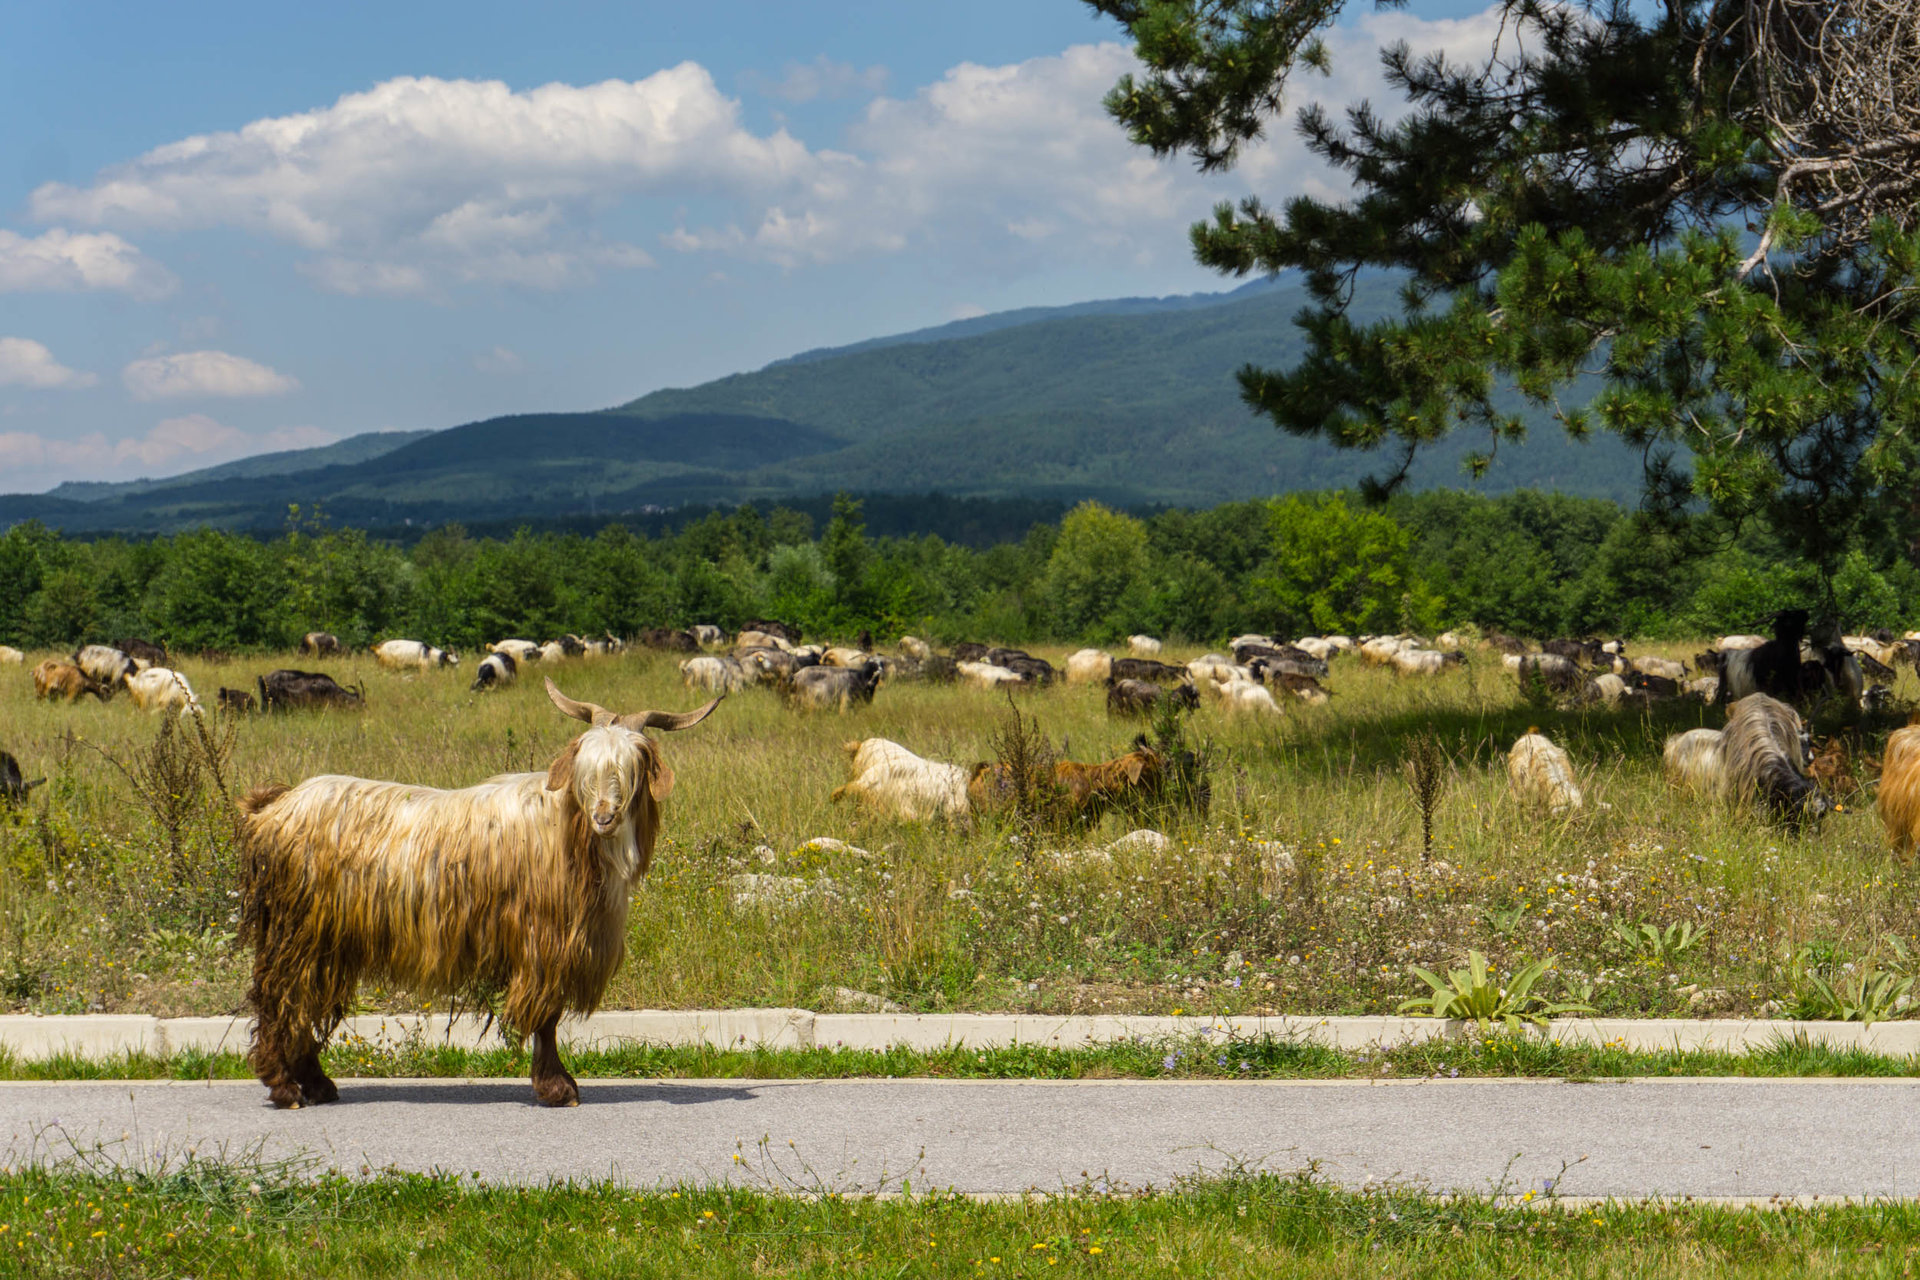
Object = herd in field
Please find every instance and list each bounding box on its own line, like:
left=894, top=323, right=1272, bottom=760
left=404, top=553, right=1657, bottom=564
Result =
left=6, top=603, right=1920, bottom=1109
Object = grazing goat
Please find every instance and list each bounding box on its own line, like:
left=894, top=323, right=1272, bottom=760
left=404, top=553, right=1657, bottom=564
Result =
left=373, top=639, right=458, bottom=671
left=1127, top=634, right=1163, bottom=657
left=741, top=619, right=801, bottom=645
left=1685, top=677, right=1720, bottom=703
left=1391, top=648, right=1464, bottom=677
left=0, top=646, right=22, bottom=665
left=34, top=659, right=108, bottom=703
left=1507, top=732, right=1584, bottom=815
left=741, top=647, right=815, bottom=684
left=968, top=736, right=1168, bottom=822
left=489, top=639, right=543, bottom=663
left=956, top=660, right=1030, bottom=691
left=830, top=738, right=971, bottom=822
left=1109, top=657, right=1186, bottom=684
left=0, top=751, right=44, bottom=807
left=127, top=667, right=202, bottom=716
left=680, top=655, right=751, bottom=694
left=785, top=662, right=882, bottom=712
left=1514, top=652, right=1583, bottom=694
left=1629, top=672, right=1682, bottom=700
left=821, top=646, right=872, bottom=668
left=239, top=678, right=720, bottom=1109
left=1722, top=694, right=1829, bottom=823
left=1269, top=671, right=1331, bottom=705
left=951, top=642, right=991, bottom=663
left=73, top=645, right=135, bottom=690
left=114, top=637, right=167, bottom=669
left=737, top=629, right=795, bottom=654
left=897, top=635, right=933, bottom=662
left=1663, top=729, right=1727, bottom=797
left=637, top=628, right=699, bottom=653
left=257, top=669, right=366, bottom=712
left=690, top=624, right=726, bottom=648
left=471, top=652, right=518, bottom=692
left=1878, top=725, right=1920, bottom=858
left=1718, top=634, right=1767, bottom=651
left=1717, top=610, right=1810, bottom=705
left=1630, top=656, right=1687, bottom=681
left=300, top=632, right=343, bottom=657
left=1806, top=738, right=1862, bottom=801
left=217, top=688, right=257, bottom=715
left=1066, top=649, right=1113, bottom=685
left=1106, top=678, right=1199, bottom=717
left=1235, top=642, right=1329, bottom=678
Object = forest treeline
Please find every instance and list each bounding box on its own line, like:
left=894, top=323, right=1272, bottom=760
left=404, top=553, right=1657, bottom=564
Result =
left=0, top=490, right=1914, bottom=652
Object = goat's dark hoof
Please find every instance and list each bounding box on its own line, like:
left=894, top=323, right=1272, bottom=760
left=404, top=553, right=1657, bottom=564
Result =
left=266, top=1082, right=303, bottom=1109
left=301, top=1075, right=339, bottom=1106
left=533, top=1074, right=579, bottom=1107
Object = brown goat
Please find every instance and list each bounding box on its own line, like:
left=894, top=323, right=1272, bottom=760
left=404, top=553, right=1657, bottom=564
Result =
left=968, top=736, right=1167, bottom=822
left=33, top=659, right=107, bottom=703
left=238, top=678, right=720, bottom=1109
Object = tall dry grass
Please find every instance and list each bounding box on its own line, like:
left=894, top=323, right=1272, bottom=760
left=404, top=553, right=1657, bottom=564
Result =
left=0, top=639, right=1912, bottom=1021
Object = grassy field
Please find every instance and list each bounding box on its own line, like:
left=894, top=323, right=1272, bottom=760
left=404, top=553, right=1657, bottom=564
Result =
left=2, top=1160, right=1916, bottom=1279
left=0, top=639, right=1913, bottom=1026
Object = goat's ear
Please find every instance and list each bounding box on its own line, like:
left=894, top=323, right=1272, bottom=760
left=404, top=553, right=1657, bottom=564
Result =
left=1124, top=756, right=1146, bottom=784
left=545, top=736, right=583, bottom=792
left=646, top=745, right=676, bottom=801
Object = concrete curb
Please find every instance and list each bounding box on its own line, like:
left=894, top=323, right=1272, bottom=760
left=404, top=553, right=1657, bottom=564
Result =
left=4, top=1011, right=1920, bottom=1062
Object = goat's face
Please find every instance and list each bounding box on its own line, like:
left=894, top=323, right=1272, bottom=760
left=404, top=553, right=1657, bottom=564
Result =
left=547, top=726, right=673, bottom=837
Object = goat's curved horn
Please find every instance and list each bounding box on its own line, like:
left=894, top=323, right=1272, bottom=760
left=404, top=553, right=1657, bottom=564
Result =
left=616, top=696, right=724, bottom=733
left=545, top=677, right=614, bottom=726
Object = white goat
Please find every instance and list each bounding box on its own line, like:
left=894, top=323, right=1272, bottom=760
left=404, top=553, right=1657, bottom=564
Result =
left=1508, top=732, right=1583, bottom=815
left=1663, top=728, right=1728, bottom=797
left=373, top=639, right=458, bottom=671
left=127, top=667, right=202, bottom=717
left=829, top=738, right=971, bottom=822
left=1065, top=649, right=1113, bottom=685
left=1127, top=634, right=1163, bottom=657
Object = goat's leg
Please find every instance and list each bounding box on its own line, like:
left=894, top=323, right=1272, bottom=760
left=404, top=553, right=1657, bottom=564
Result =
left=529, top=1015, right=579, bottom=1107
left=247, top=947, right=307, bottom=1110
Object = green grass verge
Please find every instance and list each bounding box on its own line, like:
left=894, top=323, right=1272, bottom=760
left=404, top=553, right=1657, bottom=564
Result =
left=2, top=1160, right=1915, bottom=1278
left=6, top=1029, right=1920, bottom=1085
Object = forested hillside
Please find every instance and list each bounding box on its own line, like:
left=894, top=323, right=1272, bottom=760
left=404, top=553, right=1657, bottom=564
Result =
left=0, top=277, right=1647, bottom=535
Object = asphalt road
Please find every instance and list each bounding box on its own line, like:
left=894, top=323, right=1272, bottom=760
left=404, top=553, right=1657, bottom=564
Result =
left=1, top=1077, right=1916, bottom=1199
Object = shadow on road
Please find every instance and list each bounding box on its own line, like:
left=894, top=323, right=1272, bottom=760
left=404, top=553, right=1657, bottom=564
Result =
left=304, top=1079, right=765, bottom=1108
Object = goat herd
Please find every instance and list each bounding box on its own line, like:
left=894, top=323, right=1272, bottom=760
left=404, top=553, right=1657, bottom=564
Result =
left=5, top=605, right=1920, bottom=1111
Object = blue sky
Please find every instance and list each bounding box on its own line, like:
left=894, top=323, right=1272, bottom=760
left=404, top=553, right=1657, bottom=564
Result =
left=0, top=0, right=1501, bottom=492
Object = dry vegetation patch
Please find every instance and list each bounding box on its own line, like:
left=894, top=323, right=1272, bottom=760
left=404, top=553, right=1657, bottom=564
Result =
left=0, top=640, right=1913, bottom=1022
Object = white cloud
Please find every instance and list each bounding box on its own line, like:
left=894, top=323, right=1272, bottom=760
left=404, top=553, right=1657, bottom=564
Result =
left=31, top=66, right=802, bottom=294
left=28, top=11, right=1505, bottom=288
left=0, top=228, right=174, bottom=298
left=0, top=338, right=97, bottom=390
left=122, top=350, right=300, bottom=401
left=742, top=56, right=889, bottom=103
left=0, top=416, right=337, bottom=491
left=473, top=345, right=524, bottom=374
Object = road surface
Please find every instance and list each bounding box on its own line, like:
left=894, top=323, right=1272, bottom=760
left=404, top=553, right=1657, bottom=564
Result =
left=1, top=1077, right=1914, bottom=1199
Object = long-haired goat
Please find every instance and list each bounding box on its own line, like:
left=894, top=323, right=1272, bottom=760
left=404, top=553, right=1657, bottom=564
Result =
left=1722, top=693, right=1830, bottom=823
left=1507, top=732, right=1583, bottom=815
left=238, top=677, right=720, bottom=1109
left=1878, top=725, right=1920, bottom=858
left=830, top=738, right=971, bottom=822
left=1662, top=729, right=1727, bottom=797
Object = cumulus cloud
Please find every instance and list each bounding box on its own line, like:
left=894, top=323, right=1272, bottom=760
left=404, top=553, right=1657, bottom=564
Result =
left=0, top=228, right=174, bottom=298
left=27, top=11, right=1504, bottom=288
left=30, top=67, right=801, bottom=294
left=0, top=416, right=337, bottom=492
left=0, top=338, right=97, bottom=390
left=742, top=56, right=889, bottom=103
left=121, top=350, right=300, bottom=401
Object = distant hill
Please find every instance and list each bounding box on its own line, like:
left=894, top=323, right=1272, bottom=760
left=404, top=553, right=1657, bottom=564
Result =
left=42, top=430, right=434, bottom=504
left=0, top=276, right=1647, bottom=534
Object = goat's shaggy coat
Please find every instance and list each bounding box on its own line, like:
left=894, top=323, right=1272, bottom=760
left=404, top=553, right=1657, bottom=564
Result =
left=1065, top=649, right=1113, bottom=685
left=1662, top=729, right=1728, bottom=797
left=239, top=678, right=719, bottom=1109
left=1722, top=693, right=1829, bottom=822
left=1507, top=733, right=1583, bottom=815
left=33, top=659, right=106, bottom=702
left=1878, top=726, right=1920, bottom=858
left=373, top=639, right=458, bottom=671
left=830, top=738, right=971, bottom=822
